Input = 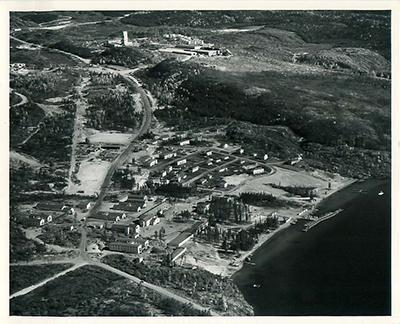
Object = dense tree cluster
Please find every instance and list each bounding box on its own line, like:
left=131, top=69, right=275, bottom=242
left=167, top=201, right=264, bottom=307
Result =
left=86, top=89, right=139, bottom=131
left=11, top=71, right=78, bottom=102
left=91, top=47, right=154, bottom=68
left=154, top=183, right=197, bottom=198
left=10, top=264, right=72, bottom=294
left=20, top=108, right=75, bottom=162
left=49, top=40, right=93, bottom=59
left=270, top=184, right=318, bottom=198
left=11, top=266, right=207, bottom=316
left=239, top=192, right=293, bottom=208
left=38, top=227, right=81, bottom=248
left=102, top=255, right=251, bottom=314
left=10, top=102, right=45, bottom=147
left=10, top=221, right=46, bottom=262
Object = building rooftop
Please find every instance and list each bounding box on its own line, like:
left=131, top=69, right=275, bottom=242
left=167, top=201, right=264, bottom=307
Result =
left=91, top=211, right=123, bottom=221
left=34, top=202, right=67, bottom=211
left=168, top=232, right=193, bottom=247
left=171, top=247, right=187, bottom=262
left=112, top=201, right=144, bottom=212
left=140, top=213, right=154, bottom=222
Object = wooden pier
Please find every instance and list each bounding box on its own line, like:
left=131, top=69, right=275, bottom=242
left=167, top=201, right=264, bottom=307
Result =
left=302, top=209, right=343, bottom=232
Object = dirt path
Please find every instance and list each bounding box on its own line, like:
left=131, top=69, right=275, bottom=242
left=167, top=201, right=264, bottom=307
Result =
left=9, top=262, right=87, bottom=300
left=93, top=261, right=218, bottom=315
left=18, top=121, right=45, bottom=146
left=10, top=91, right=28, bottom=108
left=8, top=35, right=212, bottom=316
left=10, top=151, right=42, bottom=168
left=10, top=259, right=78, bottom=266
left=65, top=77, right=90, bottom=194
left=10, top=36, right=90, bottom=65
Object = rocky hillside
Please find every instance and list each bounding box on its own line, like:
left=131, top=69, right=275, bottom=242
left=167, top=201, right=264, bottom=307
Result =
left=293, top=47, right=390, bottom=76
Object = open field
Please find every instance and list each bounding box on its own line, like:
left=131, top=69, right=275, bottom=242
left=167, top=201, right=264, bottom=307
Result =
left=68, top=160, right=111, bottom=196
left=87, top=132, right=133, bottom=145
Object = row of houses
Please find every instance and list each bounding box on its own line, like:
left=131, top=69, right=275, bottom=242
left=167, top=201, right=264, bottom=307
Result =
left=90, top=211, right=160, bottom=229
left=20, top=214, right=54, bottom=227
left=234, top=148, right=269, bottom=161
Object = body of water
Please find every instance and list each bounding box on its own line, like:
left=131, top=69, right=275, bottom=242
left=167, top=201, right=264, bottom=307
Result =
left=233, top=180, right=391, bottom=316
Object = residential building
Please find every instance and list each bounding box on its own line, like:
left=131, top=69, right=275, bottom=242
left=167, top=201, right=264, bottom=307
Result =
left=168, top=232, right=194, bottom=247
left=197, top=178, right=207, bottom=185
left=92, top=212, right=126, bottom=222
left=128, top=193, right=148, bottom=202
left=134, top=237, right=150, bottom=249
left=179, top=139, right=190, bottom=146
left=171, top=247, right=187, bottom=263
left=252, top=167, right=265, bottom=175
left=112, top=201, right=143, bottom=212
left=109, top=241, right=142, bottom=254
left=77, top=201, right=94, bottom=211
left=196, top=201, right=210, bottom=214
left=177, top=159, right=187, bottom=166
left=139, top=214, right=154, bottom=227
left=150, top=216, right=160, bottom=226
left=160, top=152, right=176, bottom=160
left=34, top=202, right=68, bottom=212
left=21, top=216, right=46, bottom=227
left=188, top=220, right=208, bottom=234
left=111, top=223, right=131, bottom=235
left=148, top=159, right=158, bottom=167
left=217, top=180, right=228, bottom=188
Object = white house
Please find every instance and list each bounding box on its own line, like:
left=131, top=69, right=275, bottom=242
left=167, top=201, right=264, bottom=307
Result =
left=177, top=159, right=187, bottom=166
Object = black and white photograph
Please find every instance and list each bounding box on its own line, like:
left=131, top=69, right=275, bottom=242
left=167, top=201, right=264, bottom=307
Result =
left=6, top=4, right=396, bottom=319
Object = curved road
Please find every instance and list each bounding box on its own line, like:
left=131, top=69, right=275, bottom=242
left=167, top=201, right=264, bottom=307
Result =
left=9, top=35, right=220, bottom=315
left=84, top=69, right=153, bottom=224
left=10, top=36, right=90, bottom=65
left=10, top=91, right=28, bottom=109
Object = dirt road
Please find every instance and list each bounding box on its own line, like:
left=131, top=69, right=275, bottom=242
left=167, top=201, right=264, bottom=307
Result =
left=10, top=91, right=28, bottom=108
left=9, top=262, right=87, bottom=300
left=93, top=262, right=217, bottom=315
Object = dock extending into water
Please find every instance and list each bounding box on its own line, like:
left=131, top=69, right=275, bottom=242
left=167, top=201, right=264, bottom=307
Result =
left=302, top=209, right=344, bottom=232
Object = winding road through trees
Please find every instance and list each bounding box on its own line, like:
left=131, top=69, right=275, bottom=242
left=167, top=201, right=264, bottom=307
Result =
left=9, top=34, right=219, bottom=315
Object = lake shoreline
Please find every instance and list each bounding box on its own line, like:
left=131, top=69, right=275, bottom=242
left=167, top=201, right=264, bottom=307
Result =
left=228, top=177, right=358, bottom=278
left=232, top=178, right=391, bottom=316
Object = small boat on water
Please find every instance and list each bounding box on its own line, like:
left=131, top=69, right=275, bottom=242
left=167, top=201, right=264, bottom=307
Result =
left=378, top=191, right=384, bottom=196
left=253, top=284, right=261, bottom=288
left=245, top=261, right=256, bottom=266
